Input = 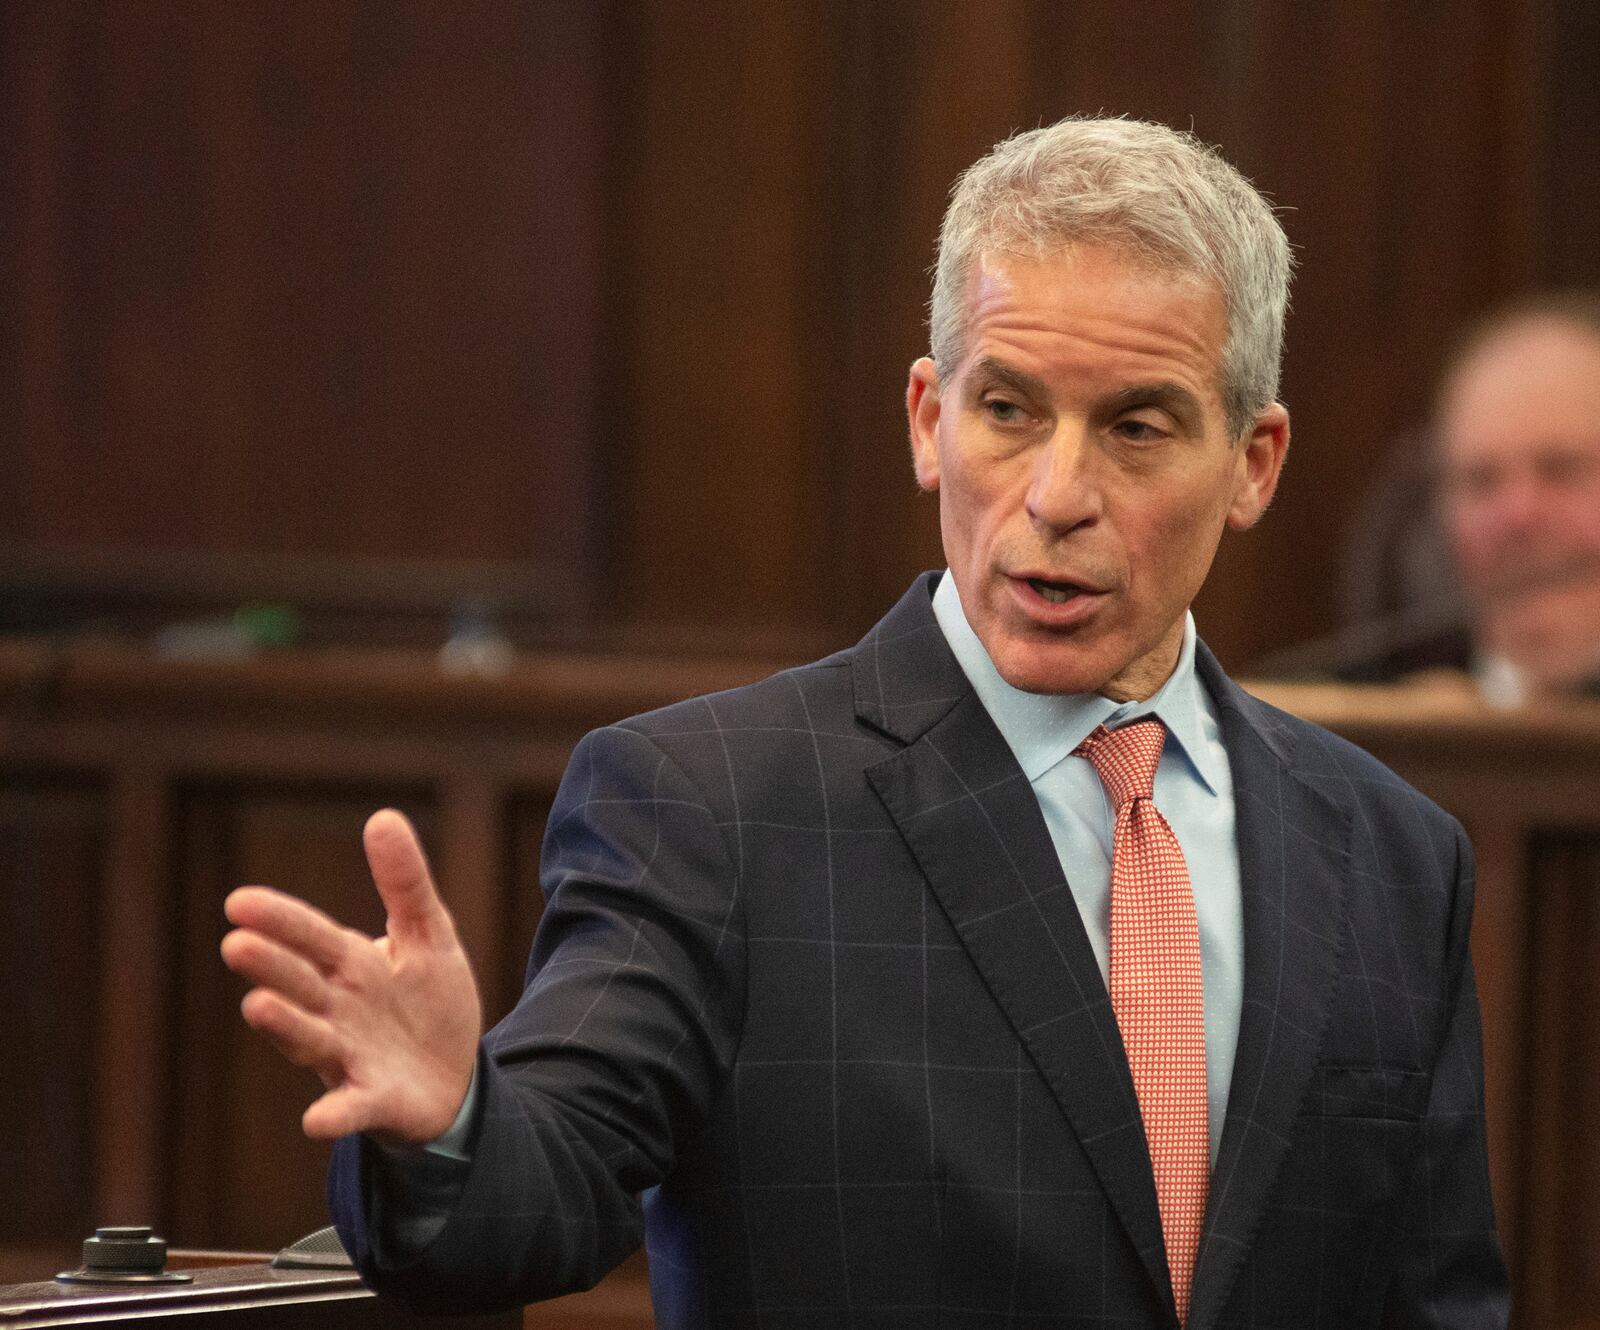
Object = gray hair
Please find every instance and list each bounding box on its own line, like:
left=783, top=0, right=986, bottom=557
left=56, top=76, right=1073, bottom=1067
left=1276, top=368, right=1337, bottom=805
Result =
left=929, top=117, right=1293, bottom=439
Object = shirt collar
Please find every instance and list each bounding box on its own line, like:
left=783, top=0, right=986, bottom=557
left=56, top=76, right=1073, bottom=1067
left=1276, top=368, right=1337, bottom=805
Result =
left=1472, top=650, right=1529, bottom=709
left=930, top=569, right=1222, bottom=795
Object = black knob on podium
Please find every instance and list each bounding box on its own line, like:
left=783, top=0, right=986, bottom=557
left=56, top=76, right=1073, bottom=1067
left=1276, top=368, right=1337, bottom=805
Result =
left=57, top=1226, right=194, bottom=1285
left=84, top=1227, right=165, bottom=1273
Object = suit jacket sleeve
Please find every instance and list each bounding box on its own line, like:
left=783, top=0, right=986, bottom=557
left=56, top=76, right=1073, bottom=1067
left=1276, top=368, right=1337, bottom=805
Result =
left=328, top=722, right=748, bottom=1313
left=1383, top=825, right=1512, bottom=1328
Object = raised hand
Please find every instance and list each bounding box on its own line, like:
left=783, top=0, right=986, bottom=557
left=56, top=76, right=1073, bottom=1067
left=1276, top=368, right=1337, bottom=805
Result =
left=220, top=808, right=483, bottom=1146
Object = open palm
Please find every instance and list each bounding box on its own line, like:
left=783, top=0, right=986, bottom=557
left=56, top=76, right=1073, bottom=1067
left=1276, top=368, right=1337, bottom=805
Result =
left=220, top=809, right=483, bottom=1145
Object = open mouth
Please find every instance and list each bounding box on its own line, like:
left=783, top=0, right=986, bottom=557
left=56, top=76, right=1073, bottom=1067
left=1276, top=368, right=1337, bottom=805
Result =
left=1026, top=577, right=1086, bottom=604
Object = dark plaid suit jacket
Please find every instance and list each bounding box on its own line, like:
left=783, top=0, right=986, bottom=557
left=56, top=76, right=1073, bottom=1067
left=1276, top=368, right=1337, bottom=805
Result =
left=331, top=573, right=1509, bottom=1328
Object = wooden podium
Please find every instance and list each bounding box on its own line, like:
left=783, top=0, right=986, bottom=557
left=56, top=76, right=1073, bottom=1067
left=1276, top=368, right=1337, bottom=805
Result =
left=0, top=1245, right=652, bottom=1329
left=0, top=1252, right=518, bottom=1330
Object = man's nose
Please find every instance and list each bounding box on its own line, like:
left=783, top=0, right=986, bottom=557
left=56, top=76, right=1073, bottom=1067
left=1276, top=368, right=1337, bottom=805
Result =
left=1483, top=472, right=1547, bottom=536
left=1025, top=423, right=1102, bottom=532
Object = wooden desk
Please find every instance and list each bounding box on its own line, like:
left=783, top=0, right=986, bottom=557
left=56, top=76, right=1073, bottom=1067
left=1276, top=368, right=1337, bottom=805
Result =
left=3, top=643, right=1596, bottom=1325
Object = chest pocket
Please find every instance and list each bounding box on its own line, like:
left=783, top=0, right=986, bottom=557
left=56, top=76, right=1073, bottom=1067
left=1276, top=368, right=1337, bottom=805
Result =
left=1303, top=1064, right=1429, bottom=1122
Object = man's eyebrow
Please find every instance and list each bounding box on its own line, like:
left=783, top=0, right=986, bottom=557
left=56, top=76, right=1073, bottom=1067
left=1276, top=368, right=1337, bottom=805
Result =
left=965, top=357, right=1051, bottom=402
left=1101, top=382, right=1205, bottom=422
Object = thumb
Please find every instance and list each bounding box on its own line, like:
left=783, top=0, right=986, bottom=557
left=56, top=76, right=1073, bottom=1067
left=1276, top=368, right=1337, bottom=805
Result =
left=363, top=809, right=450, bottom=946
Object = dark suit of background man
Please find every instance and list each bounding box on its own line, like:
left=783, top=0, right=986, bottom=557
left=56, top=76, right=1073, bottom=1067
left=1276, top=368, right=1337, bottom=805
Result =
left=222, top=117, right=1510, bottom=1328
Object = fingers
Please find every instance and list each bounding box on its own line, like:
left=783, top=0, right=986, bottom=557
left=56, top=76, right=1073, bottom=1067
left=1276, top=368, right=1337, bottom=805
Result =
left=238, top=987, right=343, bottom=1079
left=221, top=928, right=333, bottom=1014
left=222, top=808, right=473, bottom=1147
left=240, top=993, right=410, bottom=1142
left=363, top=808, right=451, bottom=946
left=302, top=1086, right=372, bottom=1141
left=239, top=989, right=392, bottom=1140
left=224, top=886, right=357, bottom=973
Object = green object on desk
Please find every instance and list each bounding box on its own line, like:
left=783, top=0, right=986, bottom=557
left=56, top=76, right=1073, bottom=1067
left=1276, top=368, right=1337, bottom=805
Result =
left=232, top=602, right=301, bottom=648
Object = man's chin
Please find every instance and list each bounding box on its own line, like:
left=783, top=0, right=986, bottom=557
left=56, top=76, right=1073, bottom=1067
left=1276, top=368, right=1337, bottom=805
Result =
left=1486, top=601, right=1600, bottom=688
left=1503, top=642, right=1600, bottom=693
left=989, top=645, right=1119, bottom=698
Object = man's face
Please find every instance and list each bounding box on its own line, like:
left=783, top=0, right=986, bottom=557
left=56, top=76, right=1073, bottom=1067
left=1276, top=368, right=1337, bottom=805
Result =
left=907, top=244, right=1288, bottom=701
left=1439, top=317, right=1600, bottom=691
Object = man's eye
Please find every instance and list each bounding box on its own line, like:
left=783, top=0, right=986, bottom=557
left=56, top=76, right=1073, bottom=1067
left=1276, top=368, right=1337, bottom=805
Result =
left=1444, top=465, right=1500, bottom=503
left=984, top=398, right=1024, bottom=424
left=1538, top=449, right=1600, bottom=489
left=1113, top=418, right=1165, bottom=442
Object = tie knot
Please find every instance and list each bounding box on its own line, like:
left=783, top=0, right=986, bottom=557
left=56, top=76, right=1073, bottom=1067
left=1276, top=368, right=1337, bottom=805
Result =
left=1074, top=718, right=1166, bottom=807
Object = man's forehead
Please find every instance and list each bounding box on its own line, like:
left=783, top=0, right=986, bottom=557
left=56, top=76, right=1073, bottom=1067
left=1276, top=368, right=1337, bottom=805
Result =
left=1442, top=318, right=1600, bottom=456
left=967, top=241, right=1218, bottom=299
left=956, top=245, right=1229, bottom=402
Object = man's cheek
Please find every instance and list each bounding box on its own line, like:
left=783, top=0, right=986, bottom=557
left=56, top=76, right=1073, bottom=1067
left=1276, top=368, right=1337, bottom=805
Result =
left=1565, top=502, right=1600, bottom=553
left=1446, top=515, right=1501, bottom=575
left=1146, top=496, right=1223, bottom=577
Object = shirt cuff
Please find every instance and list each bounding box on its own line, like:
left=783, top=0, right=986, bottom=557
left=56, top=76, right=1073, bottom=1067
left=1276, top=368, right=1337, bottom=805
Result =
left=422, top=1064, right=481, bottom=1162
left=364, top=1062, right=482, bottom=1261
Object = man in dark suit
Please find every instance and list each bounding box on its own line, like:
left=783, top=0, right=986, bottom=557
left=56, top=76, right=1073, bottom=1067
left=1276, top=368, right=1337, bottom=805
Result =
left=222, top=118, right=1509, bottom=1327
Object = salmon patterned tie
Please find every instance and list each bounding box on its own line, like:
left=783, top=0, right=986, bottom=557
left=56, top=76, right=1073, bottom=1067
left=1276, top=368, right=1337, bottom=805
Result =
left=1075, top=719, right=1208, bottom=1326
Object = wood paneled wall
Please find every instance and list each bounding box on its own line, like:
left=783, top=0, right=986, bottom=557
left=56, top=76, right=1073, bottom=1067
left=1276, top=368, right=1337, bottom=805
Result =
left=4, top=1, right=1599, bottom=667
left=0, top=779, right=103, bottom=1245
left=1, top=1, right=608, bottom=596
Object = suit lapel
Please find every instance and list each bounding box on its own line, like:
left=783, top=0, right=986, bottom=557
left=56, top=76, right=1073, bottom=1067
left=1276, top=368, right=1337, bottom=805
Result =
left=1187, top=649, right=1353, bottom=1330
left=856, top=577, right=1174, bottom=1310
left=853, top=585, right=1355, bottom=1324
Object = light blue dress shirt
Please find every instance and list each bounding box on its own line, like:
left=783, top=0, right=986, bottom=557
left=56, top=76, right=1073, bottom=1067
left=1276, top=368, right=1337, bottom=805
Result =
left=930, top=570, right=1242, bottom=1165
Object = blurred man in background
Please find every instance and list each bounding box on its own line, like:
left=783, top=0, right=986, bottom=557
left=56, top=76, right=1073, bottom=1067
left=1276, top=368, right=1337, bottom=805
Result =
left=1436, top=292, right=1600, bottom=703
left=1307, top=290, right=1600, bottom=699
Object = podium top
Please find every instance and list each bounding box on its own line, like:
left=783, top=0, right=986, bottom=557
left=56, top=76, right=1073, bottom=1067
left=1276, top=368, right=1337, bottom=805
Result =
left=0, top=1261, right=518, bottom=1330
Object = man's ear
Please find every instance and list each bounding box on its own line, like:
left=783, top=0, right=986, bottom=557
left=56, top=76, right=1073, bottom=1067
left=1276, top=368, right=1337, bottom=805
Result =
left=1226, top=401, right=1290, bottom=530
left=906, top=356, right=943, bottom=492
